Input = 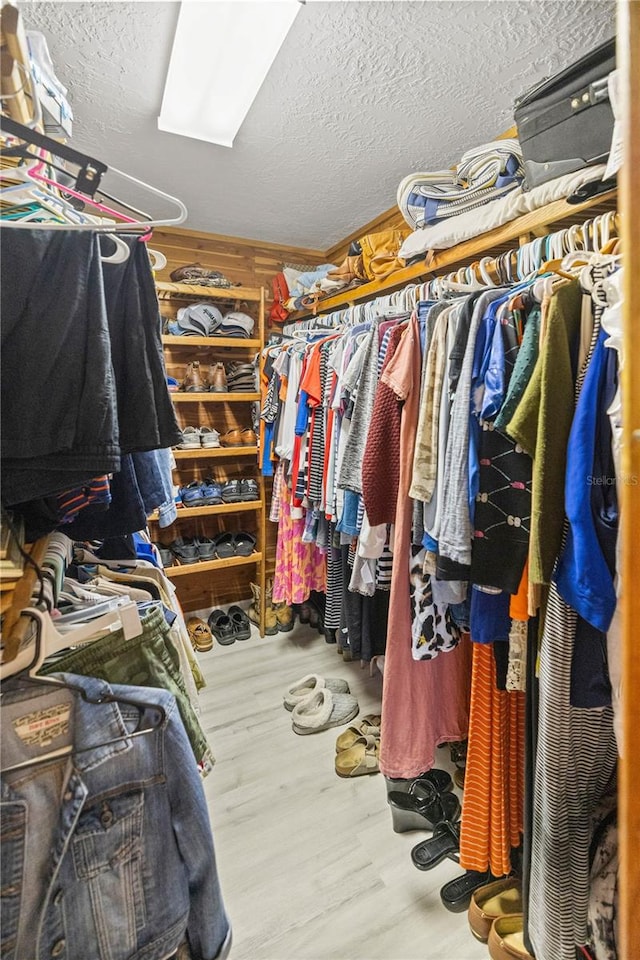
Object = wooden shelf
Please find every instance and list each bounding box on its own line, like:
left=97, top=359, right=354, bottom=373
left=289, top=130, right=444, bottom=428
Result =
left=162, top=335, right=260, bottom=348
left=171, top=392, right=260, bottom=403
left=165, top=552, right=262, bottom=578
left=173, top=446, right=258, bottom=460
left=287, top=189, right=618, bottom=319
left=149, top=502, right=261, bottom=522
left=156, top=280, right=262, bottom=302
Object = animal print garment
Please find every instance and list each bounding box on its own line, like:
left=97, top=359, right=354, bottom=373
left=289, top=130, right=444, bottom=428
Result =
left=410, top=544, right=460, bottom=660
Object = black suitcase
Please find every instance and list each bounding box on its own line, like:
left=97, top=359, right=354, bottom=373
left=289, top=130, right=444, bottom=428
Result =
left=514, top=38, right=616, bottom=191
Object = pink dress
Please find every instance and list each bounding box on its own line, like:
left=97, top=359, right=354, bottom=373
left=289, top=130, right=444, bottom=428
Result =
left=272, top=479, right=326, bottom=605
left=379, top=315, right=472, bottom=779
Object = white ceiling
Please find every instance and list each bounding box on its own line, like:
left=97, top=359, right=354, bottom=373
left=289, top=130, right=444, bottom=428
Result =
left=23, top=0, right=615, bottom=249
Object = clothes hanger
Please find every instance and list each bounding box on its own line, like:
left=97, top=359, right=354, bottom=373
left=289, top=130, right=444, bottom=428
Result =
left=0, top=606, right=165, bottom=776
left=0, top=596, right=142, bottom=681
left=0, top=115, right=187, bottom=231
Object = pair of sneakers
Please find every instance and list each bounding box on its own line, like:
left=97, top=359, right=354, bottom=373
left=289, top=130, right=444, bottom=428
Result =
left=180, top=479, right=224, bottom=507
left=176, top=426, right=220, bottom=449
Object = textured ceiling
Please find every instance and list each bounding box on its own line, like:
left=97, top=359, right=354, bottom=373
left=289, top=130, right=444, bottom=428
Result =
left=23, top=0, right=615, bottom=248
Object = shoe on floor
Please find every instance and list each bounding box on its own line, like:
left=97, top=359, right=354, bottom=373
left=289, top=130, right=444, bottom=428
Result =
left=207, top=608, right=235, bottom=645
left=468, top=876, right=523, bottom=943
left=335, top=734, right=380, bottom=777
left=283, top=673, right=350, bottom=712
left=187, top=617, right=213, bottom=652
left=335, top=715, right=381, bottom=752
left=487, top=914, right=534, bottom=960
left=274, top=600, right=294, bottom=632
left=291, top=688, right=359, bottom=735
left=228, top=605, right=251, bottom=641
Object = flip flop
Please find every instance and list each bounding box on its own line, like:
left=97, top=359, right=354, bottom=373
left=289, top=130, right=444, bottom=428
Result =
left=411, top=820, right=461, bottom=870
left=440, top=870, right=496, bottom=914
left=233, top=531, right=256, bottom=557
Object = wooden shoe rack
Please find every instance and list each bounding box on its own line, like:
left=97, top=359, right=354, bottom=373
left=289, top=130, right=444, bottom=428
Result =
left=150, top=280, right=267, bottom=635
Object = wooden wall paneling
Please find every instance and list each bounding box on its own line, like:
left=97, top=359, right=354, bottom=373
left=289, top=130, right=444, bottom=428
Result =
left=618, top=1, right=640, bottom=956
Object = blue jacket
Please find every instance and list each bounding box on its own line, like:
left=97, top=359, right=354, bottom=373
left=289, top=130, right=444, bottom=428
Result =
left=1, top=674, right=230, bottom=960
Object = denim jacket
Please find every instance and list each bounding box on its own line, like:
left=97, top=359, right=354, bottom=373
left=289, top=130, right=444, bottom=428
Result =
left=1, top=674, right=230, bottom=960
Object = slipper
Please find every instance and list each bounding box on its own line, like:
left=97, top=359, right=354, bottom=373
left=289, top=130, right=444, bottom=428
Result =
left=440, top=870, right=496, bottom=914
left=335, top=715, right=381, bottom=752
left=228, top=605, right=251, bottom=641
left=207, top=608, right=235, bottom=645
left=291, top=688, right=359, bottom=735
left=283, top=673, right=350, bottom=712
left=187, top=617, right=213, bottom=652
left=335, top=735, right=380, bottom=777
left=212, top=533, right=236, bottom=559
left=233, top=531, right=256, bottom=557
left=388, top=786, right=461, bottom=833
left=411, top=820, right=461, bottom=870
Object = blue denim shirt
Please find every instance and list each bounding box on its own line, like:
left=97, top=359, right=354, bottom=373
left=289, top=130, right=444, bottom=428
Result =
left=1, top=674, right=230, bottom=960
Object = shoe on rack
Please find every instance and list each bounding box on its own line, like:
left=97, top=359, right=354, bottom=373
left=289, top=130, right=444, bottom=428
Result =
left=155, top=544, right=174, bottom=567
left=195, top=536, right=217, bottom=560
left=228, top=605, right=251, bottom=641
left=207, top=608, right=236, bottom=645
left=200, top=426, right=220, bottom=448
left=248, top=582, right=278, bottom=635
left=187, top=617, right=213, bottom=652
left=176, top=426, right=202, bottom=449
left=169, top=537, right=200, bottom=565
left=219, top=428, right=257, bottom=447
left=239, top=479, right=259, bottom=501
left=182, top=360, right=207, bottom=392
left=180, top=481, right=206, bottom=507
left=221, top=480, right=242, bottom=503
left=200, top=478, right=223, bottom=505
left=209, top=362, right=228, bottom=393
left=291, top=688, right=359, bottom=736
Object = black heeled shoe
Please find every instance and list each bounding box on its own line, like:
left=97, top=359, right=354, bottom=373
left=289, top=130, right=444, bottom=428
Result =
left=388, top=782, right=461, bottom=833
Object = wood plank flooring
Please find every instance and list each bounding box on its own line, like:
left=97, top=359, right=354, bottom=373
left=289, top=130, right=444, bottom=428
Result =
left=195, top=617, right=489, bottom=960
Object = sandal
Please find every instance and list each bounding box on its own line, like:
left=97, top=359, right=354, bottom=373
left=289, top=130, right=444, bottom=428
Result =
left=212, top=532, right=236, bottom=559
left=335, top=715, right=381, bottom=753
left=440, top=870, right=496, bottom=914
left=169, top=537, right=199, bottom=565
left=388, top=784, right=461, bottom=833
left=411, top=819, right=461, bottom=870
left=335, top=735, right=380, bottom=778
left=233, top=531, right=256, bottom=557
left=228, top=605, right=251, bottom=641
left=207, top=608, right=235, bottom=645
left=187, top=617, right=213, bottom=652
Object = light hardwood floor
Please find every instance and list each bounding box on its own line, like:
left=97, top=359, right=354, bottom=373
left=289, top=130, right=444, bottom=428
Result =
left=195, top=617, right=489, bottom=960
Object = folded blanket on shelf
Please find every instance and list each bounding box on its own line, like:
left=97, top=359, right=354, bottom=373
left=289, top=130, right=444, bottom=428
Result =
left=398, top=164, right=609, bottom=262
left=397, top=138, right=525, bottom=230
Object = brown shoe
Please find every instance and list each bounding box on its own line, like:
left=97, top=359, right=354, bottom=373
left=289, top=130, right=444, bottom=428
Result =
left=209, top=362, right=228, bottom=393
left=487, top=915, right=534, bottom=960
left=182, top=360, right=207, bottom=392
left=468, top=877, right=523, bottom=943
left=219, top=428, right=257, bottom=447
left=248, top=582, right=277, bottom=635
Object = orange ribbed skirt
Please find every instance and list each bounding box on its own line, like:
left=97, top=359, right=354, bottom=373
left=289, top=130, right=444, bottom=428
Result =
left=458, top=642, right=526, bottom=877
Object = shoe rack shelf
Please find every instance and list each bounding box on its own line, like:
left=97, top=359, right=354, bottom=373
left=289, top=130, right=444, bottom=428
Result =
left=173, top=446, right=258, bottom=460
left=171, top=392, right=261, bottom=403
left=162, top=335, right=262, bottom=349
left=149, top=502, right=261, bottom=521
left=151, top=282, right=267, bottom=635
left=166, top=552, right=263, bottom=578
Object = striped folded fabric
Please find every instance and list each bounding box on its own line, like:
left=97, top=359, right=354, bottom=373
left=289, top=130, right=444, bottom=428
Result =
left=397, top=138, right=525, bottom=230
